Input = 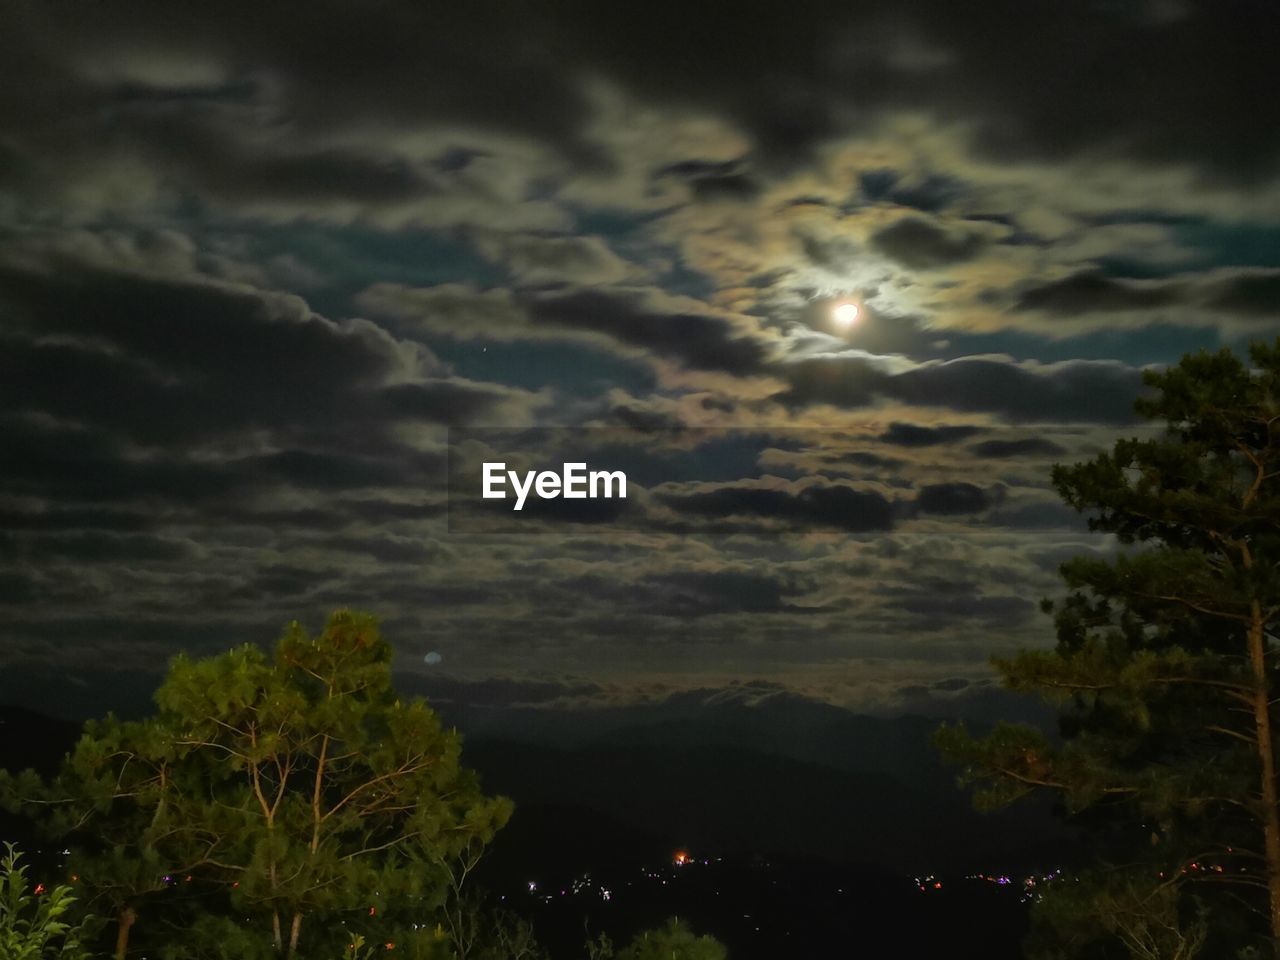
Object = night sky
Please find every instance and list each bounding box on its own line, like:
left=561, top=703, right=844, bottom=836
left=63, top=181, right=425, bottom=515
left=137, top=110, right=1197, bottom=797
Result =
left=3, top=0, right=1280, bottom=720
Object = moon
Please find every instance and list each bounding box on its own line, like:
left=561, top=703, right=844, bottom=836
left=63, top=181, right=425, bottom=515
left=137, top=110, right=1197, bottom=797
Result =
left=423, top=651, right=442, bottom=666
left=833, top=302, right=860, bottom=327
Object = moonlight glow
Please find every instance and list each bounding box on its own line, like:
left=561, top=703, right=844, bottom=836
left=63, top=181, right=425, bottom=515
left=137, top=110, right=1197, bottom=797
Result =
left=833, top=302, right=860, bottom=327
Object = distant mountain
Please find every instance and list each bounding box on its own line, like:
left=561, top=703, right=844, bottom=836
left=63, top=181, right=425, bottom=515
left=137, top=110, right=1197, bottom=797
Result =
left=403, top=675, right=1057, bottom=752
left=0, top=666, right=160, bottom=722
left=464, top=737, right=1071, bottom=877
left=409, top=680, right=1075, bottom=874
left=0, top=681, right=1076, bottom=875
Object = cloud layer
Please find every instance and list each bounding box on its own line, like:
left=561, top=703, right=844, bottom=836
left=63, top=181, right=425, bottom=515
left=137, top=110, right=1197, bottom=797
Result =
left=2, top=0, right=1278, bottom=712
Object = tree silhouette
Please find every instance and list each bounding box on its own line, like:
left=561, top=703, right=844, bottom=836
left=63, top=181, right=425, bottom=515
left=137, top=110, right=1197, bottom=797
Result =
left=940, top=342, right=1280, bottom=957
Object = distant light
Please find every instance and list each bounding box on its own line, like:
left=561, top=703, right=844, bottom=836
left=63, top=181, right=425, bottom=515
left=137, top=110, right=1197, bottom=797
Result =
left=423, top=652, right=442, bottom=666
left=833, top=302, right=860, bottom=327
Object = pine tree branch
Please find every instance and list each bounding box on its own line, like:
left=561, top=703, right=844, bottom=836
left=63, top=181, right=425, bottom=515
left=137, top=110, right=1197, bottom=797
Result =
left=1205, top=724, right=1258, bottom=745
left=1133, top=591, right=1250, bottom=622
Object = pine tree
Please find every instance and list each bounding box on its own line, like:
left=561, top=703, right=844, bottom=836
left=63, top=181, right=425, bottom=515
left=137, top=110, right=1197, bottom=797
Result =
left=153, top=610, right=513, bottom=957
left=1, top=713, right=227, bottom=959
left=4, top=610, right=511, bottom=958
left=938, top=342, right=1280, bottom=957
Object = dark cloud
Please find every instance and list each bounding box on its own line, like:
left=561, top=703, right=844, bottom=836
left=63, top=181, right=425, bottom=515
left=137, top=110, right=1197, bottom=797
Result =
left=638, top=569, right=818, bottom=617
left=0, top=415, right=241, bottom=504
left=655, top=159, right=761, bottom=203
left=797, top=232, right=860, bottom=272
left=1, top=0, right=1276, bottom=715
left=893, top=358, right=1144, bottom=425
left=657, top=482, right=896, bottom=533
left=1008, top=268, right=1280, bottom=323
left=539, top=567, right=819, bottom=620
left=471, top=232, right=634, bottom=286
left=1205, top=270, right=1280, bottom=316
left=860, top=171, right=968, bottom=214
left=915, top=482, right=993, bottom=515
left=689, top=173, right=760, bottom=203
left=243, top=564, right=329, bottom=600
left=986, top=498, right=1090, bottom=530
left=1015, top=271, right=1184, bottom=315
left=896, top=590, right=1036, bottom=626
left=247, top=449, right=442, bottom=491
left=777, top=356, right=1144, bottom=425
left=0, top=572, right=38, bottom=605
left=17, top=532, right=195, bottom=563
left=0, top=506, right=152, bottom=533
left=462, top=486, right=637, bottom=529
left=879, top=422, right=985, bottom=447
left=526, top=288, right=772, bottom=375
left=2, top=0, right=1278, bottom=233
left=0, top=253, right=506, bottom=445
left=968, top=437, right=1066, bottom=458
left=611, top=404, right=687, bottom=434
left=0, top=5, right=596, bottom=214
left=125, top=112, right=448, bottom=209
left=374, top=380, right=524, bottom=427
left=870, top=216, right=988, bottom=269
left=315, top=535, right=444, bottom=565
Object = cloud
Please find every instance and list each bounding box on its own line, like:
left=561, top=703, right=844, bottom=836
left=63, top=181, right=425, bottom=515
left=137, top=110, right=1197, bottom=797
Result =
left=1014, top=267, right=1280, bottom=326
left=0, top=245, right=541, bottom=447
left=879, top=422, right=985, bottom=447
left=1204, top=270, right=1280, bottom=317
left=20, top=532, right=197, bottom=563
left=2, top=0, right=1277, bottom=714
left=470, top=232, right=640, bottom=286
left=358, top=283, right=530, bottom=341
left=656, top=481, right=896, bottom=533
left=361, top=281, right=778, bottom=379
left=776, top=355, right=1145, bottom=424
left=915, top=482, right=994, bottom=515
left=968, top=437, right=1066, bottom=458
left=893, top=589, right=1037, bottom=627
left=566, top=568, right=821, bottom=618
left=525, top=287, right=775, bottom=375
left=1015, top=271, right=1185, bottom=315
left=870, top=216, right=989, bottom=269
left=654, top=159, right=761, bottom=203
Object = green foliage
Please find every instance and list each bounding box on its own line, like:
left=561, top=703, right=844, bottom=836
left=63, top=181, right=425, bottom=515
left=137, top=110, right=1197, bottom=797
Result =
left=437, top=889, right=545, bottom=960
left=590, top=919, right=726, bottom=960
left=155, top=914, right=278, bottom=960
left=584, top=930, right=614, bottom=960
left=937, top=342, right=1280, bottom=957
left=1026, top=871, right=1208, bottom=960
left=0, top=843, right=94, bottom=960
left=3, top=610, right=512, bottom=959
left=149, top=610, right=513, bottom=957
left=0, top=711, right=227, bottom=958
